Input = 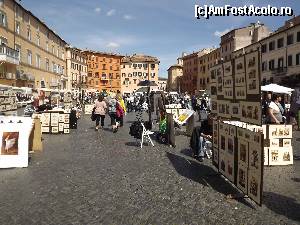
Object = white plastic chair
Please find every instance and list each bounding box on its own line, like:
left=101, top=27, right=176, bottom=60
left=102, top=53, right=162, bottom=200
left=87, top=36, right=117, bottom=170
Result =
left=140, top=122, right=154, bottom=148
left=203, top=140, right=212, bottom=159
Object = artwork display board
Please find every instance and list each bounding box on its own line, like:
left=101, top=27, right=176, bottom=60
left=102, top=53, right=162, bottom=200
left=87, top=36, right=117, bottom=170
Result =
left=173, top=109, right=195, bottom=125
left=34, top=110, right=70, bottom=134
left=166, top=106, right=184, bottom=119
left=213, top=120, right=264, bottom=206
left=0, top=89, right=18, bottom=112
left=209, top=50, right=262, bottom=125
left=263, top=124, right=293, bottom=166
left=84, top=104, right=94, bottom=115
left=64, top=92, right=73, bottom=110
left=0, top=117, right=33, bottom=168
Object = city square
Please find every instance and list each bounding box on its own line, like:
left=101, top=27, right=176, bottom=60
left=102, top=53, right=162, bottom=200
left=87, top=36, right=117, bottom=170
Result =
left=0, top=113, right=299, bottom=225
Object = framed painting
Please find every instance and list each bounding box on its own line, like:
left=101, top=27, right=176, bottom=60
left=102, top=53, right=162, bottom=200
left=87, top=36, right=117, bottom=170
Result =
left=248, top=169, right=262, bottom=205
left=238, top=139, right=249, bottom=167
left=0, top=125, right=29, bottom=168
left=237, top=165, right=248, bottom=194
left=235, top=86, right=247, bottom=100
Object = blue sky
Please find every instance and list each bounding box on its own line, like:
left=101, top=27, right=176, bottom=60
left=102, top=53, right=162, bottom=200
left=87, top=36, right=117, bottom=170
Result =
left=21, top=0, right=300, bottom=78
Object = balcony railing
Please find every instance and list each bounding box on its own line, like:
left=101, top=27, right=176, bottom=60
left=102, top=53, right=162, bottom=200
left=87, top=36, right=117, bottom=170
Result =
left=271, top=67, right=287, bottom=76
left=0, top=45, right=20, bottom=65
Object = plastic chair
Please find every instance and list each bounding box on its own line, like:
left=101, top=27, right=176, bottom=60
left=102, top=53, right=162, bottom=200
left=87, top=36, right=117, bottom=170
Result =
left=203, top=140, right=212, bottom=159
left=140, top=122, right=154, bottom=148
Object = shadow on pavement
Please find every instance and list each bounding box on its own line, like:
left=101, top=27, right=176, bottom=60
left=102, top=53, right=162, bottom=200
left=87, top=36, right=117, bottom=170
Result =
left=263, top=192, right=300, bottom=222
left=102, top=128, right=113, bottom=133
left=125, top=142, right=140, bottom=147
left=180, top=148, right=193, bottom=158
left=291, top=177, right=300, bottom=182
left=166, top=151, right=255, bottom=209
left=293, top=155, right=300, bottom=161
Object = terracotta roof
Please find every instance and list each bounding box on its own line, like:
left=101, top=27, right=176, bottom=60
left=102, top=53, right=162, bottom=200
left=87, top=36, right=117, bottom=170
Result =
left=83, top=50, right=124, bottom=57
left=121, top=54, right=159, bottom=63
left=167, top=64, right=183, bottom=70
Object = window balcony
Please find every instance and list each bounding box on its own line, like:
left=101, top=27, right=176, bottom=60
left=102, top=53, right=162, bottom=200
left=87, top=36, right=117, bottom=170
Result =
left=101, top=76, right=109, bottom=80
left=0, top=45, right=20, bottom=65
left=271, top=67, right=287, bottom=76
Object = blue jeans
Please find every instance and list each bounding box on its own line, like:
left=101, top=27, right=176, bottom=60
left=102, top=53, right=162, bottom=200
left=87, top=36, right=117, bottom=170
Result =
left=198, top=136, right=205, bottom=157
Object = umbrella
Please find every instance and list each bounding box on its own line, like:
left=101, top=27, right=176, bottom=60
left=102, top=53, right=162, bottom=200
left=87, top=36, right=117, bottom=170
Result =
left=137, top=80, right=158, bottom=87
left=261, top=83, right=294, bottom=95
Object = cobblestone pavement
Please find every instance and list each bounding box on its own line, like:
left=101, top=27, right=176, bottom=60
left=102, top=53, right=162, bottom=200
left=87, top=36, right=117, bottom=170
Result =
left=0, top=112, right=299, bottom=225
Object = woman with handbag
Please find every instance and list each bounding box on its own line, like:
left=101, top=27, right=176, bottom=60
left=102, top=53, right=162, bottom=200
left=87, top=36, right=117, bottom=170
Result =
left=94, top=95, right=107, bottom=130
left=267, top=93, right=284, bottom=124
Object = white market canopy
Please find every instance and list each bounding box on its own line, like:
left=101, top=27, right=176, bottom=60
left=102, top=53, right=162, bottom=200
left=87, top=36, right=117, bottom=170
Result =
left=261, top=83, right=294, bottom=95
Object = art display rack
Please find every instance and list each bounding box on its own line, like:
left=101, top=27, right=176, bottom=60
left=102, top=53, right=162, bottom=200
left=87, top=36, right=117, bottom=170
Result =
left=64, top=92, right=73, bottom=110
left=34, top=110, right=70, bottom=134
left=84, top=104, right=94, bottom=115
left=165, top=104, right=185, bottom=119
left=212, top=120, right=264, bottom=206
left=263, top=124, right=293, bottom=166
left=0, top=89, right=18, bottom=112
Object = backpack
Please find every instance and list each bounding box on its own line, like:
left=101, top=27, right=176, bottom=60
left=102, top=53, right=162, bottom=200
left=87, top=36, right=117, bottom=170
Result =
left=129, top=122, right=143, bottom=139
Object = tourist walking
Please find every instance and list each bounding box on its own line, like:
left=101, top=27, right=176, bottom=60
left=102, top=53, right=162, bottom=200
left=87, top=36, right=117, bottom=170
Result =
left=116, top=95, right=126, bottom=127
left=94, top=95, right=107, bottom=130
left=267, top=93, right=284, bottom=124
left=107, top=94, right=118, bottom=132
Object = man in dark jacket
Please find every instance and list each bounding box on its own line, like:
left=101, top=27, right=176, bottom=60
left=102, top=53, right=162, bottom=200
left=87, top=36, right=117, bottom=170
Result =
left=190, top=116, right=213, bottom=161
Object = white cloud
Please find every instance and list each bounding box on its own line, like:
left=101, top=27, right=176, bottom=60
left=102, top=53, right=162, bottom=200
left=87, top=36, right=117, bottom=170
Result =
left=106, top=42, right=120, bottom=48
left=80, top=33, right=138, bottom=51
left=106, top=9, right=116, bottom=16
left=123, top=14, right=134, bottom=20
left=94, top=7, right=101, bottom=13
left=214, top=28, right=232, bottom=37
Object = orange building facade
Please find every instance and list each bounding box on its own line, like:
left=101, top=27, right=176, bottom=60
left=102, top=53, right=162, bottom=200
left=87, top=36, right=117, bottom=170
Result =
left=84, top=51, right=123, bottom=93
left=180, top=52, right=198, bottom=94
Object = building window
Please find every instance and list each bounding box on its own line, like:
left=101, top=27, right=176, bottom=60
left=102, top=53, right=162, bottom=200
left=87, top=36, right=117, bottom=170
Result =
left=27, top=50, right=32, bottom=65
left=52, top=62, right=57, bottom=73
left=269, top=41, right=275, bottom=51
left=287, top=34, right=294, bottom=45
left=46, top=59, right=49, bottom=71
left=261, top=44, right=267, bottom=53
left=277, top=38, right=284, bottom=48
left=269, top=60, right=275, bottom=70
left=15, top=21, right=20, bottom=34
left=15, top=44, right=21, bottom=60
left=262, top=61, right=267, bottom=71
left=288, top=55, right=293, bottom=67
left=138, top=72, right=142, bottom=76
left=297, top=32, right=300, bottom=42
left=102, top=64, right=106, bottom=70
left=27, top=28, right=31, bottom=40
left=151, top=64, right=155, bottom=70
left=133, top=64, right=137, bottom=69
left=36, top=54, right=41, bottom=68
left=278, top=57, right=284, bottom=68
left=296, top=53, right=300, bottom=65
left=133, top=72, right=137, bottom=77
left=0, top=10, right=6, bottom=27
left=37, top=35, right=40, bottom=46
